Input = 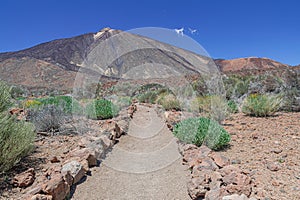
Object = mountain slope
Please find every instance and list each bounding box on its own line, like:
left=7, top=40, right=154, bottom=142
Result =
left=0, top=27, right=297, bottom=93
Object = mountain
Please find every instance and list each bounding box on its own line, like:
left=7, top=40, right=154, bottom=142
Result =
left=214, top=57, right=290, bottom=72
left=0, top=27, right=297, bottom=94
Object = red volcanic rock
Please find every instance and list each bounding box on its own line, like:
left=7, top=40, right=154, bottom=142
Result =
left=42, top=174, right=70, bottom=200
left=13, top=168, right=35, bottom=188
left=215, top=57, right=289, bottom=72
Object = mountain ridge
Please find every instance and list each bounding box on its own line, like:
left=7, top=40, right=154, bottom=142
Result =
left=0, top=27, right=297, bottom=93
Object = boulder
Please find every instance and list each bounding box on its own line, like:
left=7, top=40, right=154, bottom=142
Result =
left=87, top=139, right=106, bottom=159
left=61, top=170, right=73, bottom=186
left=69, top=148, right=98, bottom=167
left=100, top=120, right=123, bottom=140
left=61, top=160, right=86, bottom=184
left=42, top=174, right=69, bottom=200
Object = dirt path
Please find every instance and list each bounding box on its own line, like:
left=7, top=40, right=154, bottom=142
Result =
left=71, top=105, right=191, bottom=200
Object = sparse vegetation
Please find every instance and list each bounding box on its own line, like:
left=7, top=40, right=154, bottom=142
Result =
left=137, top=91, right=158, bottom=104
left=191, top=95, right=229, bottom=122
left=173, top=117, right=230, bottom=150
left=28, top=104, right=69, bottom=134
left=0, top=82, right=35, bottom=173
left=114, top=96, right=132, bottom=108
left=242, top=93, right=282, bottom=117
left=157, top=93, right=181, bottom=111
left=280, top=87, right=300, bottom=112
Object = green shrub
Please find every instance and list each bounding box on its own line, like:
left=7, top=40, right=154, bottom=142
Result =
left=85, top=99, right=119, bottom=120
left=36, top=96, right=82, bottom=114
left=227, top=100, right=239, bottom=113
left=173, top=117, right=230, bottom=150
left=0, top=83, right=12, bottom=113
left=10, top=86, right=25, bottom=99
left=0, top=114, right=35, bottom=172
left=242, top=94, right=282, bottom=117
left=0, top=81, right=35, bottom=172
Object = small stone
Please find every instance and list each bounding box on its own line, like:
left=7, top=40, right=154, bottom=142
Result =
left=222, top=193, right=249, bottom=200
left=49, top=156, right=60, bottom=163
left=249, top=198, right=258, bottom=200
left=29, top=194, right=53, bottom=200
left=63, top=149, right=69, bottom=154
left=293, top=186, right=300, bottom=191
left=205, top=188, right=226, bottom=200
left=272, top=180, right=280, bottom=186
left=198, top=145, right=212, bottom=157
left=271, top=149, right=282, bottom=154
left=231, top=159, right=241, bottom=165
left=210, top=152, right=230, bottom=168
left=196, top=157, right=219, bottom=171
left=267, top=162, right=281, bottom=171
left=251, top=132, right=259, bottom=139
left=279, top=188, right=286, bottom=193
left=13, top=168, right=35, bottom=188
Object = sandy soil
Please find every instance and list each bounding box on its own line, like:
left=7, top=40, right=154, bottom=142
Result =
left=222, top=112, right=300, bottom=200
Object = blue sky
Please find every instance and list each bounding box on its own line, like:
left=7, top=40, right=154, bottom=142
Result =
left=0, top=0, right=299, bottom=65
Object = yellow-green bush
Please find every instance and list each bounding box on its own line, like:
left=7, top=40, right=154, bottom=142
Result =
left=242, top=94, right=282, bottom=117
left=191, top=95, right=229, bottom=122
left=0, top=82, right=35, bottom=173
left=191, top=96, right=211, bottom=113
left=157, top=93, right=181, bottom=111
left=23, top=99, right=42, bottom=108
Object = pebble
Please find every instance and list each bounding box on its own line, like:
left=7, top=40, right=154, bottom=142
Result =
left=271, top=149, right=282, bottom=154
left=267, top=162, right=281, bottom=171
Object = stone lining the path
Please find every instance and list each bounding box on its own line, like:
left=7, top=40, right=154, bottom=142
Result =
left=160, top=109, right=258, bottom=200
left=14, top=106, right=135, bottom=200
